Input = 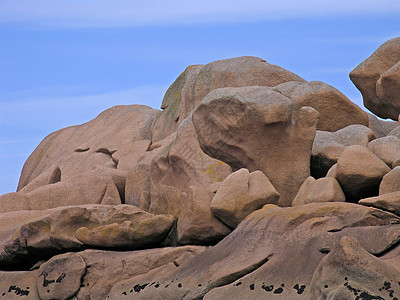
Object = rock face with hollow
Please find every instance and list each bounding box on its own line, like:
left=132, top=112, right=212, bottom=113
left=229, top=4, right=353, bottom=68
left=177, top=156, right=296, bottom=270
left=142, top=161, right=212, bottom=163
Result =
left=2, top=43, right=400, bottom=300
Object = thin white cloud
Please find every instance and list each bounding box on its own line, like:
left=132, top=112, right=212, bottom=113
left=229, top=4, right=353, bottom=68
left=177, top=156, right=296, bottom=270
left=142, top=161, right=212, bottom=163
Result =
left=1, top=0, right=400, bottom=28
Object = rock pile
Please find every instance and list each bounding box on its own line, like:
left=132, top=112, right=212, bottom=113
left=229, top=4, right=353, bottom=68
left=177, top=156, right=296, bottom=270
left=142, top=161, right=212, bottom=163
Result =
left=1, top=38, right=400, bottom=299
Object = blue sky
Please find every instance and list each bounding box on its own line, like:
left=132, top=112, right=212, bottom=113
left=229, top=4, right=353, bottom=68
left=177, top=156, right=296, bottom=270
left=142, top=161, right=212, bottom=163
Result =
left=1, top=0, right=400, bottom=194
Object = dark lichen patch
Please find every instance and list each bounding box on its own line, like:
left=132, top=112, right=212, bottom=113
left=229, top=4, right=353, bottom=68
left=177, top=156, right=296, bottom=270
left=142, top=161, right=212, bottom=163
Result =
left=273, top=287, right=284, bottom=294
left=294, top=284, right=306, bottom=294
left=380, top=281, right=395, bottom=298
left=249, top=284, right=255, bottom=290
left=355, top=291, right=384, bottom=300
left=7, top=286, right=30, bottom=296
left=133, top=283, right=148, bottom=293
left=234, top=282, right=242, bottom=287
left=261, top=284, right=274, bottom=292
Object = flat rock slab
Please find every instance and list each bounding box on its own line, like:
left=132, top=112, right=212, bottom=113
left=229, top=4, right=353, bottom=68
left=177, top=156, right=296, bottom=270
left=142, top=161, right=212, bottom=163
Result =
left=107, top=202, right=400, bottom=299
left=0, top=205, right=174, bottom=268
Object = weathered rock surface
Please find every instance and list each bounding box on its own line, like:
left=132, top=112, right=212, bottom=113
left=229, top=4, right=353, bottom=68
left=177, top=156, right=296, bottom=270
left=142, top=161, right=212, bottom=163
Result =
left=210, top=168, right=279, bottom=228
left=380, top=166, right=400, bottom=195
left=124, top=132, right=177, bottom=210
left=368, top=135, right=400, bottom=168
left=335, top=145, right=391, bottom=201
left=109, top=202, right=400, bottom=299
left=149, top=115, right=232, bottom=217
left=359, top=191, right=400, bottom=216
left=309, top=236, right=400, bottom=299
left=368, top=113, right=399, bottom=138
left=311, top=125, right=376, bottom=177
left=0, top=205, right=174, bottom=268
left=350, top=37, right=400, bottom=120
left=0, top=169, right=122, bottom=213
left=292, top=176, right=345, bottom=206
left=274, top=80, right=369, bottom=132
left=193, top=86, right=319, bottom=206
left=152, top=56, right=306, bottom=142
left=177, top=186, right=231, bottom=245
left=0, top=246, right=205, bottom=300
left=18, top=105, right=159, bottom=190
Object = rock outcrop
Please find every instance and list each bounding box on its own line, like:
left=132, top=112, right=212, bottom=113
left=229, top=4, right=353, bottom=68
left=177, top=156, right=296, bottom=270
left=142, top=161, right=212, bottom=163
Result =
left=2, top=42, right=400, bottom=300
left=350, top=37, right=400, bottom=120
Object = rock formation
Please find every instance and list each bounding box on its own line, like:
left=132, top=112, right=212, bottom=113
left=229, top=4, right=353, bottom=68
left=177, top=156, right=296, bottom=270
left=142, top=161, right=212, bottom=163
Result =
left=1, top=41, right=400, bottom=299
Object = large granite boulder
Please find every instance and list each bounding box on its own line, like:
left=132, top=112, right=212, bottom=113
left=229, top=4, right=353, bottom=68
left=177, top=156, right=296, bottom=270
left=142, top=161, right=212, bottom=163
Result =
left=311, top=125, right=376, bottom=178
left=335, top=145, right=391, bottom=201
left=152, top=56, right=306, bottom=142
left=292, top=176, right=345, bottom=206
left=274, top=80, right=369, bottom=132
left=192, top=86, right=319, bottom=206
left=18, top=105, right=159, bottom=190
left=350, top=37, right=400, bottom=120
left=210, top=168, right=279, bottom=228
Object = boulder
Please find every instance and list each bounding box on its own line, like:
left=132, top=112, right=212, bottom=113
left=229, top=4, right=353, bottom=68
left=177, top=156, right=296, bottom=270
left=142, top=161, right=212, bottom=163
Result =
left=389, top=125, right=400, bottom=139
left=311, top=125, right=376, bottom=178
left=359, top=191, right=400, bottom=216
left=292, top=176, right=345, bottom=206
left=18, top=105, right=159, bottom=190
left=379, top=167, right=400, bottom=195
left=368, top=136, right=400, bottom=167
left=368, top=113, right=398, bottom=138
left=0, top=205, right=174, bottom=268
left=149, top=115, right=232, bottom=218
left=394, top=158, right=400, bottom=168
left=18, top=165, right=61, bottom=194
left=0, top=169, right=122, bottom=213
left=210, top=168, right=279, bottom=228
left=309, top=236, right=400, bottom=299
left=151, top=56, right=306, bottom=142
left=350, top=37, right=400, bottom=120
left=274, top=80, right=368, bottom=132
left=177, top=186, right=231, bottom=245
left=109, top=202, right=400, bottom=299
left=335, top=145, right=391, bottom=201
left=192, top=86, right=319, bottom=206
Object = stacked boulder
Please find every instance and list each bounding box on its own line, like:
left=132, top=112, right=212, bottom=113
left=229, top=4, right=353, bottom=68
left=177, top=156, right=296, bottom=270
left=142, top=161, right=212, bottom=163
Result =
left=0, top=39, right=400, bottom=299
